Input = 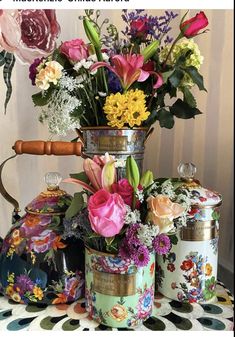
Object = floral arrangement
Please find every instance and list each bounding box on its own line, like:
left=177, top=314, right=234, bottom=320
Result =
left=26, top=9, right=208, bottom=136
left=0, top=9, right=60, bottom=113
left=63, top=154, right=190, bottom=266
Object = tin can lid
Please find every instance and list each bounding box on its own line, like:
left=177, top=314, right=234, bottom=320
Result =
left=177, top=163, right=222, bottom=208
left=25, top=172, right=72, bottom=215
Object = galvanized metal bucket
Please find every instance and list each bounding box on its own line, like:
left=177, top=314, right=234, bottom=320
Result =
left=85, top=247, right=155, bottom=328
left=77, top=127, right=153, bottom=178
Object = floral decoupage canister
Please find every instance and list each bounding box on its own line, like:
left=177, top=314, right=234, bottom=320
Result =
left=0, top=172, right=85, bottom=305
left=155, top=163, right=222, bottom=304
left=85, top=247, right=155, bottom=328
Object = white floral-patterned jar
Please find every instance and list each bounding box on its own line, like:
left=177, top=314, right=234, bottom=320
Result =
left=85, top=247, right=155, bottom=328
left=156, top=163, right=222, bottom=304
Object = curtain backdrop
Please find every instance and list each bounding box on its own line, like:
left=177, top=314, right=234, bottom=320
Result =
left=0, top=10, right=233, bottom=277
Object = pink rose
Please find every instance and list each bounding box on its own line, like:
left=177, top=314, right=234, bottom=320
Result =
left=60, top=39, right=89, bottom=62
left=88, top=189, right=126, bottom=237
left=112, top=179, right=133, bottom=207
left=0, top=10, right=60, bottom=64
left=180, top=11, right=209, bottom=38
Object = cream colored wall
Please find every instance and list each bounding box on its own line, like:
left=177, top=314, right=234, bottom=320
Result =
left=0, top=10, right=233, bottom=275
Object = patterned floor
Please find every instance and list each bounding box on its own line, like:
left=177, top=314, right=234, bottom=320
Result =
left=0, top=281, right=233, bottom=331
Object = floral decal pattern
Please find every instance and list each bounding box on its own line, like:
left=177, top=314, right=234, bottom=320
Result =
left=4, top=270, right=84, bottom=305
left=85, top=250, right=155, bottom=327
left=170, top=251, right=216, bottom=303
left=90, top=254, right=136, bottom=274
left=0, top=194, right=85, bottom=305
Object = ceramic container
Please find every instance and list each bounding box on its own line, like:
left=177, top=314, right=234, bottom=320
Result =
left=156, top=163, right=222, bottom=303
left=85, top=247, right=155, bottom=328
left=0, top=172, right=85, bottom=305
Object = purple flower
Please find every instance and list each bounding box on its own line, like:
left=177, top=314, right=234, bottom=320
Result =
left=107, top=69, right=122, bottom=93
left=14, top=274, right=34, bottom=295
left=29, top=58, right=44, bottom=85
left=153, top=234, right=171, bottom=255
left=133, top=245, right=150, bottom=267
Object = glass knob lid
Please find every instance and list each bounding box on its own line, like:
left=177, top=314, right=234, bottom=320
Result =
left=44, top=172, right=62, bottom=190
left=177, top=163, right=196, bottom=181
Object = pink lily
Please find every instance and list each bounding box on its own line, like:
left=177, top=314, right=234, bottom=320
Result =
left=90, top=53, right=163, bottom=91
left=63, top=178, right=96, bottom=194
left=83, top=158, right=102, bottom=191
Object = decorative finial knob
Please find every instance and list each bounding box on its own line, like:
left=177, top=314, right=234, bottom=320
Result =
left=44, top=172, right=62, bottom=191
left=177, top=163, right=196, bottom=182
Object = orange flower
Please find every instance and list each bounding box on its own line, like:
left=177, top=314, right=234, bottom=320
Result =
left=52, top=236, right=67, bottom=250
left=147, top=195, right=185, bottom=233
left=24, top=215, right=41, bottom=228
left=33, top=286, right=44, bottom=300
left=109, top=304, right=128, bottom=322
left=150, top=262, right=155, bottom=277
left=52, top=293, right=67, bottom=304
left=205, top=263, right=213, bottom=276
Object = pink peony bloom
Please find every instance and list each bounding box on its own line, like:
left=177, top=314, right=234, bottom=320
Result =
left=0, top=10, right=60, bottom=64
left=60, top=39, right=89, bottom=62
left=88, top=189, right=126, bottom=237
left=112, top=178, right=134, bottom=207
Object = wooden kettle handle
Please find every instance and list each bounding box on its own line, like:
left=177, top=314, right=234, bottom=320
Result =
left=13, top=140, right=82, bottom=156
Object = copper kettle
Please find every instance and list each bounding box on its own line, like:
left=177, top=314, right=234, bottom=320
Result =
left=0, top=140, right=85, bottom=305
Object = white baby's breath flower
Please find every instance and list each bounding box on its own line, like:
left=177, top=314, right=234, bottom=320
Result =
left=135, top=189, right=144, bottom=203
left=39, top=89, right=81, bottom=136
left=98, top=92, right=107, bottom=97
left=125, top=206, right=141, bottom=225
left=137, top=223, right=159, bottom=248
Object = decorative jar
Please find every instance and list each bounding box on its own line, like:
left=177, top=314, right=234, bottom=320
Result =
left=85, top=247, right=155, bottom=328
left=156, top=163, right=222, bottom=303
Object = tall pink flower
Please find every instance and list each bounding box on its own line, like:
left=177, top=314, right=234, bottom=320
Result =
left=60, top=39, right=89, bottom=62
left=90, top=54, right=163, bottom=91
left=88, top=189, right=126, bottom=237
left=0, top=10, right=60, bottom=64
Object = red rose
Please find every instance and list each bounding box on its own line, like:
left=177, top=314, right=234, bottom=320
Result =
left=180, top=11, right=209, bottom=38
left=167, top=263, right=175, bottom=272
left=112, top=178, right=134, bottom=207
left=180, top=259, right=194, bottom=271
left=130, top=18, right=148, bottom=39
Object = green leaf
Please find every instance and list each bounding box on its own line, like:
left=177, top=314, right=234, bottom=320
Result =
left=32, top=88, right=53, bottom=106
left=175, top=49, right=193, bottom=67
left=170, top=99, right=202, bottom=119
left=157, top=108, right=175, bottom=129
left=65, top=192, right=84, bottom=219
left=2, top=52, right=15, bottom=114
left=162, top=70, right=174, bottom=83
left=181, top=86, right=197, bottom=108
left=169, top=234, right=178, bottom=245
left=70, top=172, right=90, bottom=184
left=169, top=69, right=184, bottom=88
left=183, top=66, right=207, bottom=91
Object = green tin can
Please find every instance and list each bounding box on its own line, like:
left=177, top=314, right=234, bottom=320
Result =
left=85, top=247, right=155, bottom=328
